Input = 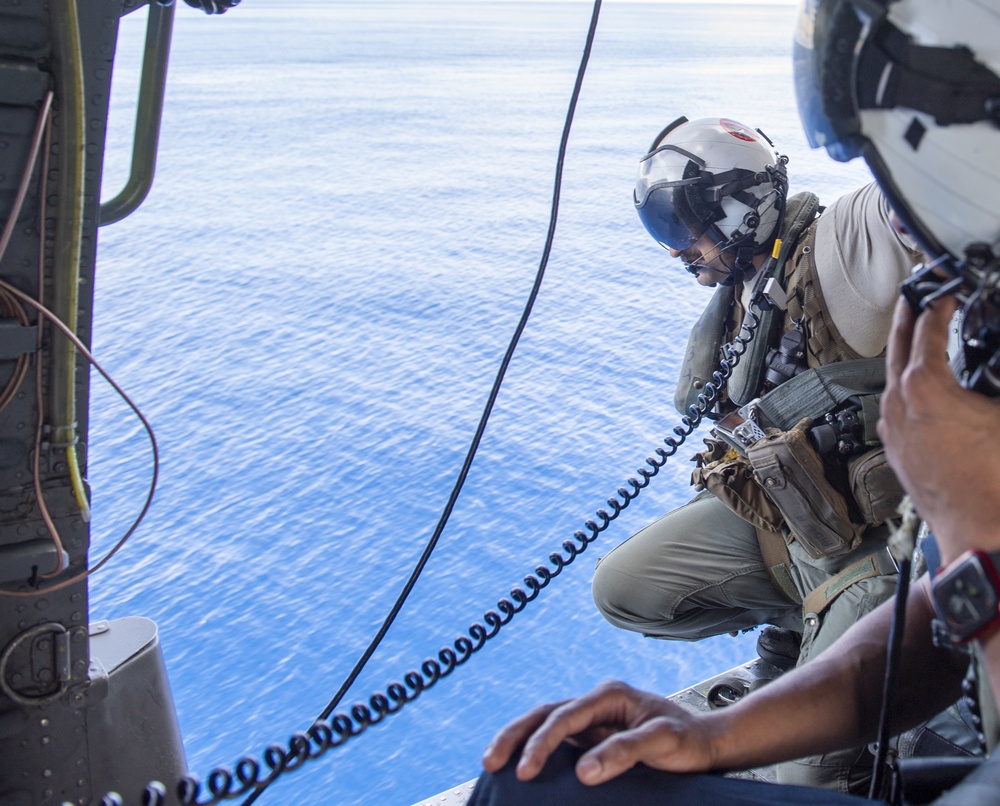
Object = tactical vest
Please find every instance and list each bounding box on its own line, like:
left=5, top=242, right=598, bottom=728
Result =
left=678, top=193, right=905, bottom=609
left=728, top=218, right=867, bottom=391
left=783, top=222, right=867, bottom=368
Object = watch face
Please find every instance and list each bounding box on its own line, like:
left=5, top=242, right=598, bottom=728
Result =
left=936, top=554, right=1000, bottom=643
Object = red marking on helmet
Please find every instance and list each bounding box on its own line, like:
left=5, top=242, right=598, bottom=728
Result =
left=720, top=119, right=757, bottom=142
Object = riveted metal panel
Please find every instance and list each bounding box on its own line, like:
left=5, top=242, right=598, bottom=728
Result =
left=0, top=2, right=137, bottom=804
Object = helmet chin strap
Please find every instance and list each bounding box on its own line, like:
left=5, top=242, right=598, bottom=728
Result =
left=681, top=235, right=758, bottom=287
left=728, top=245, right=757, bottom=285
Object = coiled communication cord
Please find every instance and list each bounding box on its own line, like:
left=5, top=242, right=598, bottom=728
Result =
left=100, top=306, right=765, bottom=806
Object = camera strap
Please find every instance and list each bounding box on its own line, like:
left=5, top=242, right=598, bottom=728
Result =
left=752, top=357, right=886, bottom=431
left=801, top=544, right=899, bottom=618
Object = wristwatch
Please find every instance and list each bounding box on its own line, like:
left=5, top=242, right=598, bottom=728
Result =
left=931, top=550, right=1000, bottom=645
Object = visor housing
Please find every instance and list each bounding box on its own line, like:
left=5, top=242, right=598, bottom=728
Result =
left=634, top=146, right=711, bottom=250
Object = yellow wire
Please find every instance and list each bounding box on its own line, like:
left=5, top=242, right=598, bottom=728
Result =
left=52, top=0, right=90, bottom=526
left=66, top=444, right=91, bottom=523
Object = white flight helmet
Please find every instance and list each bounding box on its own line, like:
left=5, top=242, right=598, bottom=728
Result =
left=795, top=0, right=1000, bottom=393
left=634, top=116, right=788, bottom=268
left=794, top=0, right=1000, bottom=272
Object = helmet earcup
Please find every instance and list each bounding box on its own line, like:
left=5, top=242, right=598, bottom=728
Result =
left=814, top=0, right=869, bottom=139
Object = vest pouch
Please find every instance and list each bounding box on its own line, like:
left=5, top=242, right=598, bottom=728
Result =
left=848, top=447, right=906, bottom=526
left=691, top=436, right=785, bottom=532
left=747, top=418, right=864, bottom=559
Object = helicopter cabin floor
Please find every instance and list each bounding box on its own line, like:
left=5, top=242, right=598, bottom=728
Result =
left=413, top=656, right=785, bottom=805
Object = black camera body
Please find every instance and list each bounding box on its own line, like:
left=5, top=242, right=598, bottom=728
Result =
left=764, top=320, right=809, bottom=390
left=809, top=402, right=865, bottom=455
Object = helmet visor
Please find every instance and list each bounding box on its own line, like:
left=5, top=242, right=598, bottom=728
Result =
left=634, top=185, right=706, bottom=251
left=634, top=146, right=710, bottom=250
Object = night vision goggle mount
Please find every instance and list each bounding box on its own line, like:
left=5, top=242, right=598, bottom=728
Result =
left=902, top=243, right=1000, bottom=397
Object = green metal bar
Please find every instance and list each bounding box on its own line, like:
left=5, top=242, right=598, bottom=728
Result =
left=99, top=0, right=175, bottom=226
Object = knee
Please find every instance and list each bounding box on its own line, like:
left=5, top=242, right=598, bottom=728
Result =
left=591, top=554, right=641, bottom=626
left=467, top=743, right=582, bottom=805
left=591, top=556, right=679, bottom=637
left=467, top=767, right=515, bottom=806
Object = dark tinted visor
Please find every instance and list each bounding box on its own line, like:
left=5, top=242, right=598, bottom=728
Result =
left=634, top=185, right=707, bottom=251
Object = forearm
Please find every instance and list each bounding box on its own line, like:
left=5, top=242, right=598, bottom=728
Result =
left=706, top=607, right=889, bottom=770
left=705, top=579, right=966, bottom=771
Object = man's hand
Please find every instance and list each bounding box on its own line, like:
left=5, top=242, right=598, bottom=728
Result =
left=480, top=680, right=722, bottom=786
left=879, top=295, right=1000, bottom=563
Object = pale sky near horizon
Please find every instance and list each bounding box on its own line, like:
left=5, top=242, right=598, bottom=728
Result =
left=472, top=0, right=801, bottom=4
left=367, top=0, right=801, bottom=4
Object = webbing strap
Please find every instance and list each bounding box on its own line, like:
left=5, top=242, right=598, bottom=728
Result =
left=755, top=357, right=886, bottom=431
left=801, top=546, right=898, bottom=617
left=728, top=192, right=821, bottom=407
left=755, top=525, right=801, bottom=605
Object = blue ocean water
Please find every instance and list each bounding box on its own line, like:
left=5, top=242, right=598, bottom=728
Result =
left=90, top=2, right=875, bottom=804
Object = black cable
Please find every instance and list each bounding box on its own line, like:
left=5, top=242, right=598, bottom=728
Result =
left=238, top=3, right=604, bottom=803
left=115, top=81, right=788, bottom=803
left=869, top=554, right=912, bottom=799
left=119, top=71, right=776, bottom=805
